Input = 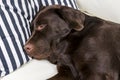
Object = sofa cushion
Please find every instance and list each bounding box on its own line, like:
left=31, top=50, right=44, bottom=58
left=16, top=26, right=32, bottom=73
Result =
left=76, top=0, right=120, bottom=23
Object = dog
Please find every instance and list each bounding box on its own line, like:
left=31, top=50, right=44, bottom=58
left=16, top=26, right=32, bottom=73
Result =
left=24, top=5, right=120, bottom=80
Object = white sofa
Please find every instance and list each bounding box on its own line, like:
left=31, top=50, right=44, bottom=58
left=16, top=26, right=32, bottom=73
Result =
left=1, top=59, right=57, bottom=80
left=1, top=0, right=120, bottom=80
left=77, top=0, right=120, bottom=23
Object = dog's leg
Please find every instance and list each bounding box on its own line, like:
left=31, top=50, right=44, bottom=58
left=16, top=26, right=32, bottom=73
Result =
left=47, top=65, right=74, bottom=80
left=48, top=40, right=81, bottom=80
left=60, top=54, right=81, bottom=80
left=55, top=40, right=81, bottom=80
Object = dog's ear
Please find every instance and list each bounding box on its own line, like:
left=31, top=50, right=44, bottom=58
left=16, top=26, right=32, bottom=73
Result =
left=56, top=6, right=85, bottom=31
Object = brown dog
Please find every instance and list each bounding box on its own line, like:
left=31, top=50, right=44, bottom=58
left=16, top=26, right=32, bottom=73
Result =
left=24, top=5, right=120, bottom=80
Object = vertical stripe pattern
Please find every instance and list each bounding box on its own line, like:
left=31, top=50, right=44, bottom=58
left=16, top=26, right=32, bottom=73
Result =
left=0, top=0, right=78, bottom=77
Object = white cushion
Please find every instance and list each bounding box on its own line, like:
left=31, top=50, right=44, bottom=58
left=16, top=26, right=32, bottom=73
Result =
left=76, top=0, right=120, bottom=23
left=1, top=60, right=57, bottom=80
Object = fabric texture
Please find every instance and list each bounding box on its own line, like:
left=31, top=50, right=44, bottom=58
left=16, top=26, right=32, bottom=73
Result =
left=0, top=0, right=78, bottom=77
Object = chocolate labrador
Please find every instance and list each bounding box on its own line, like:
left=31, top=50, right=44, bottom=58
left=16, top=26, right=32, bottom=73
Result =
left=24, top=5, right=120, bottom=80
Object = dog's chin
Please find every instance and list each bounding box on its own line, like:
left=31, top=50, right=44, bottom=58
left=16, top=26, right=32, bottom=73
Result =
left=29, top=52, right=51, bottom=60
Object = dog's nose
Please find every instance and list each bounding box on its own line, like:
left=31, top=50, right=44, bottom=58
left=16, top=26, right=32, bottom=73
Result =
left=24, top=43, right=33, bottom=53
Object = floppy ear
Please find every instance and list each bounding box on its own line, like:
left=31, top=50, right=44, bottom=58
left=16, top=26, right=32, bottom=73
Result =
left=56, top=6, right=85, bottom=31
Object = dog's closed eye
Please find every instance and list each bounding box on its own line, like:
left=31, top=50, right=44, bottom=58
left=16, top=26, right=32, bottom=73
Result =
left=36, top=24, right=47, bottom=31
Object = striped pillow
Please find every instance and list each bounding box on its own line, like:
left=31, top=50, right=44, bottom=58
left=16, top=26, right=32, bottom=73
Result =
left=0, top=0, right=78, bottom=77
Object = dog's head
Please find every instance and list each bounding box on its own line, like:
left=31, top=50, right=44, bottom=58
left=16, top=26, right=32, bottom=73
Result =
left=24, top=5, right=85, bottom=59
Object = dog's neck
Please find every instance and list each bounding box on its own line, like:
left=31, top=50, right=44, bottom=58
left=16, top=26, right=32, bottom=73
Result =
left=84, top=14, right=103, bottom=28
left=66, top=14, right=103, bottom=39
left=77, top=14, right=103, bottom=36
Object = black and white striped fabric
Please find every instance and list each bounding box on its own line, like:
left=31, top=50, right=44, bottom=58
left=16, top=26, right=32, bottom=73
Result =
left=0, top=0, right=78, bottom=77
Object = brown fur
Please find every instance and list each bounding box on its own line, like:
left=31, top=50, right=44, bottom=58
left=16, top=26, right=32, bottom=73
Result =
left=24, top=5, right=120, bottom=80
